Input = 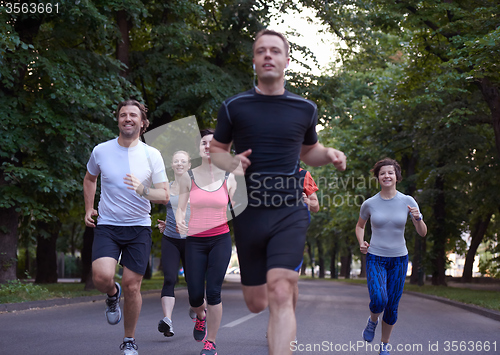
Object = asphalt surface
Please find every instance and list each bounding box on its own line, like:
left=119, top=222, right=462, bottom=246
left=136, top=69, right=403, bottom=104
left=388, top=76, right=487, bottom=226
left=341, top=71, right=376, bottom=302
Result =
left=1, top=276, right=499, bottom=355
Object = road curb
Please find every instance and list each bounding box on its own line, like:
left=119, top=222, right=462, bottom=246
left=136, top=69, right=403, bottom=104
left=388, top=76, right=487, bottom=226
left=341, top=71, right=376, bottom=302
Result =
left=404, top=290, right=500, bottom=323
left=0, top=289, right=161, bottom=313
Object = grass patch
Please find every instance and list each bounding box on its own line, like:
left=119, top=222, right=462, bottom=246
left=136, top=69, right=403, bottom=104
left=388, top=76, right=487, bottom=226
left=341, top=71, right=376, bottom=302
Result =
left=0, top=275, right=185, bottom=305
left=0, top=280, right=55, bottom=304
left=403, top=284, right=500, bottom=312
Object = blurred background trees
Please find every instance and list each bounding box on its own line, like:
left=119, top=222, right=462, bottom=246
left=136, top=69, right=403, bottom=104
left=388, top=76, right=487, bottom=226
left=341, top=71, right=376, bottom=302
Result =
left=1, top=0, right=498, bottom=285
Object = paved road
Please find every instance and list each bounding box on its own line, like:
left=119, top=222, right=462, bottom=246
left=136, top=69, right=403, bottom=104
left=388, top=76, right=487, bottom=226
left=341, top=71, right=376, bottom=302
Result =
left=1, top=277, right=499, bottom=354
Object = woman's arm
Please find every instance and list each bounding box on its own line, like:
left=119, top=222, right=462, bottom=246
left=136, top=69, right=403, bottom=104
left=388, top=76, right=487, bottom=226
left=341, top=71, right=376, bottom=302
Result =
left=227, top=173, right=237, bottom=204
left=408, top=205, right=427, bottom=237
left=175, top=173, right=191, bottom=235
left=356, top=216, right=369, bottom=254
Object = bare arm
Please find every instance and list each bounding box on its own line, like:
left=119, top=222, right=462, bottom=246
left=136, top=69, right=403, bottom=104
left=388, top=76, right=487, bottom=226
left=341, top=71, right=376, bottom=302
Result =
left=301, top=142, right=346, bottom=171
left=123, top=174, right=169, bottom=204
left=227, top=173, right=237, bottom=203
left=355, top=217, right=369, bottom=254
left=83, top=171, right=98, bottom=228
left=150, top=181, right=169, bottom=205
left=303, top=192, right=320, bottom=213
left=175, top=172, right=191, bottom=235
left=210, top=138, right=252, bottom=175
left=408, top=205, right=428, bottom=237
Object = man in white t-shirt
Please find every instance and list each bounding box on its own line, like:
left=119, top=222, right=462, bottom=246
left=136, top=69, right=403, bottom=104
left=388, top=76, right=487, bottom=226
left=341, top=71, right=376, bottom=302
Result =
left=83, top=100, right=168, bottom=355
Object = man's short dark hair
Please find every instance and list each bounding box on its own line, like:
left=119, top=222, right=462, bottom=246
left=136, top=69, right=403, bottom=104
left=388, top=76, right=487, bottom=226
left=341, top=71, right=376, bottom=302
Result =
left=116, top=100, right=149, bottom=135
left=253, top=29, right=290, bottom=57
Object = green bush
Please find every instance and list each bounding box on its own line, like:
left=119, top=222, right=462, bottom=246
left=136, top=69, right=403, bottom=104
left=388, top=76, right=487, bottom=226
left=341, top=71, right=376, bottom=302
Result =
left=0, top=280, right=53, bottom=304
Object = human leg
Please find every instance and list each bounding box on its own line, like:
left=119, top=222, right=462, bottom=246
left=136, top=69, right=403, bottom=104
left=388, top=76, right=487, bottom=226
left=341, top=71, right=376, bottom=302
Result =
left=117, top=226, right=152, bottom=344
left=363, top=253, right=388, bottom=342
left=92, top=257, right=122, bottom=326
left=266, top=268, right=299, bottom=355
left=158, top=236, right=184, bottom=336
left=92, top=257, right=119, bottom=295
left=91, top=225, right=122, bottom=295
left=186, top=236, right=209, bottom=341
left=160, top=236, right=182, bottom=316
left=92, top=226, right=124, bottom=326
left=204, top=233, right=232, bottom=343
left=380, top=255, right=408, bottom=343
left=121, top=266, right=144, bottom=339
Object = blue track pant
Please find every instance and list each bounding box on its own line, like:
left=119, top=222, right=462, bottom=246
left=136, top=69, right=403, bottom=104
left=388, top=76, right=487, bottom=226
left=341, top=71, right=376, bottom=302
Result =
left=366, top=253, right=408, bottom=325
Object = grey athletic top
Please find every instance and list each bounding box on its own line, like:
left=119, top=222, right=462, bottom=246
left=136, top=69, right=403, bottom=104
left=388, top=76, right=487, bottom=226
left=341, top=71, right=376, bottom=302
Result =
left=360, top=191, right=420, bottom=257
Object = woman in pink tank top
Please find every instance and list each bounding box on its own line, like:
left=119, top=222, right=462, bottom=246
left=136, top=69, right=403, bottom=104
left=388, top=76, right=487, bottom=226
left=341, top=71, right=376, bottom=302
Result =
left=176, top=129, right=236, bottom=355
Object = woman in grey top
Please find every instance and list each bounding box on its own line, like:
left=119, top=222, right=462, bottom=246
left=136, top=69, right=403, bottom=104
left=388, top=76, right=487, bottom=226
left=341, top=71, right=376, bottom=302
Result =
left=355, top=158, right=427, bottom=355
left=156, top=151, right=199, bottom=337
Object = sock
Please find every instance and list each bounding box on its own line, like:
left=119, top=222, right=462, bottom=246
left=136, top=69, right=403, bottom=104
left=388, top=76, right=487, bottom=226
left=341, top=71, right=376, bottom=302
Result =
left=108, top=285, right=118, bottom=298
left=124, top=337, right=135, bottom=343
left=163, top=317, right=171, bottom=323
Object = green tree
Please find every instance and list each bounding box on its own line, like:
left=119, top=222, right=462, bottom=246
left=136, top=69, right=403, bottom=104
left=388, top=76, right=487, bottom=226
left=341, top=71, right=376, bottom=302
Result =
left=0, top=0, right=140, bottom=283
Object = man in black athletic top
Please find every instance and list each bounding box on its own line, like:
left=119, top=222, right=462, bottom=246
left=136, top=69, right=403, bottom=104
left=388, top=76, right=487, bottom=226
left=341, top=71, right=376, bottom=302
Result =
left=210, top=29, right=346, bottom=355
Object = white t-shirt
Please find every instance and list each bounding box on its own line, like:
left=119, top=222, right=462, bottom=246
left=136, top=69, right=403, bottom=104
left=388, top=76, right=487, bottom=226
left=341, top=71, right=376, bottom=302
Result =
left=360, top=191, right=420, bottom=257
left=87, top=138, right=167, bottom=226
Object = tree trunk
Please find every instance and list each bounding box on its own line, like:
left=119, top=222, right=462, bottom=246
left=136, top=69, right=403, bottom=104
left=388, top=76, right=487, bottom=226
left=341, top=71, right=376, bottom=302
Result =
left=411, top=234, right=427, bottom=286
left=0, top=206, right=19, bottom=283
left=316, top=238, right=325, bottom=278
left=116, top=10, right=131, bottom=77
left=431, top=172, right=447, bottom=286
left=476, top=78, right=500, bottom=160
left=401, top=153, right=425, bottom=286
left=462, top=214, right=492, bottom=282
left=330, top=241, right=338, bottom=279
left=359, top=254, right=366, bottom=278
left=35, top=221, right=60, bottom=284
left=81, top=227, right=95, bottom=290
left=340, top=247, right=352, bottom=279
left=306, top=241, right=314, bottom=278
left=144, top=258, right=152, bottom=280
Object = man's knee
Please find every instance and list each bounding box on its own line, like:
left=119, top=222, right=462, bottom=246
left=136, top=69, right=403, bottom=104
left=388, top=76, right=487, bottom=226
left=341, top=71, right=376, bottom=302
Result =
left=122, top=279, right=141, bottom=296
left=92, top=269, right=114, bottom=288
left=268, top=279, right=295, bottom=306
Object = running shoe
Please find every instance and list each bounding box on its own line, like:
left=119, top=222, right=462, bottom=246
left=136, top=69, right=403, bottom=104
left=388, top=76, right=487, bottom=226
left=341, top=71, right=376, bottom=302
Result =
left=105, top=282, right=122, bottom=325
left=193, top=315, right=207, bottom=342
left=158, top=317, right=174, bottom=337
left=120, top=338, right=138, bottom=355
left=379, top=342, right=390, bottom=355
left=362, top=317, right=378, bottom=342
left=200, top=340, right=217, bottom=355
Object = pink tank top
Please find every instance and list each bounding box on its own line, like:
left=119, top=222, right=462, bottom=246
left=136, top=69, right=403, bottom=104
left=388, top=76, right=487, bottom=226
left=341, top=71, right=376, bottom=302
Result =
left=187, top=170, right=230, bottom=237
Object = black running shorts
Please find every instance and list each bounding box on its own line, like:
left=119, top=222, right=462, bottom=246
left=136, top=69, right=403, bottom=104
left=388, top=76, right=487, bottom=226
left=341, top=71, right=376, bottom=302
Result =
left=233, top=205, right=309, bottom=286
left=92, top=225, right=152, bottom=276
